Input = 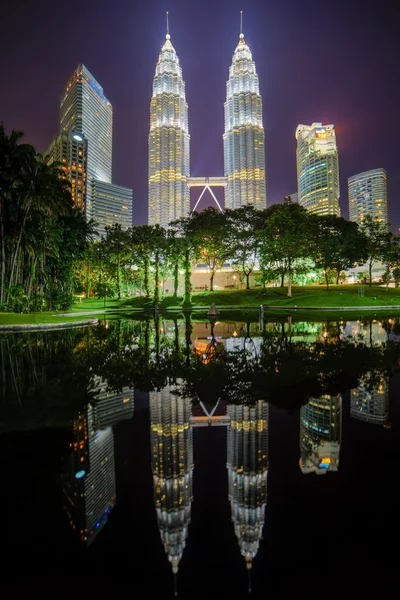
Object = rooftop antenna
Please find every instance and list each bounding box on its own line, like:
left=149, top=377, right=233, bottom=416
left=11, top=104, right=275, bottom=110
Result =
left=166, top=11, right=170, bottom=36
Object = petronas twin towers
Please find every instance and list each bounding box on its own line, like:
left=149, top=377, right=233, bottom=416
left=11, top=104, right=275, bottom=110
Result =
left=148, top=25, right=266, bottom=228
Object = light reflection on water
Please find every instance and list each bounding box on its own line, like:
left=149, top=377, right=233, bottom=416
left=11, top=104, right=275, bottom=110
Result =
left=0, top=316, right=399, bottom=591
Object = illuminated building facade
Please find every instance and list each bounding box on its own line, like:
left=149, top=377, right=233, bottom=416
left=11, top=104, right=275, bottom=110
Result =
left=46, top=131, right=88, bottom=210
left=148, top=34, right=190, bottom=228
left=60, top=64, right=113, bottom=218
left=91, top=180, right=133, bottom=237
left=63, top=405, right=116, bottom=546
left=150, top=386, right=193, bottom=575
left=224, top=32, right=266, bottom=210
left=92, top=378, right=134, bottom=429
left=300, top=395, right=341, bottom=474
left=296, top=123, right=340, bottom=216
left=351, top=373, right=389, bottom=425
left=348, top=168, right=388, bottom=226
left=227, top=401, right=268, bottom=568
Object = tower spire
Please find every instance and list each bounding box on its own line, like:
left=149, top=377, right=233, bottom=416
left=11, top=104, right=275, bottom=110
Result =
left=166, top=11, right=170, bottom=37
left=240, top=10, right=243, bottom=36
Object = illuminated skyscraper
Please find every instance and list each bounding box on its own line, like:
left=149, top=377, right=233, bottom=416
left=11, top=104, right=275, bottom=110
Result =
left=63, top=405, right=116, bottom=546
left=300, top=395, right=342, bottom=474
left=150, top=386, right=193, bottom=576
left=227, top=401, right=268, bottom=570
left=91, top=180, right=133, bottom=237
left=296, top=123, right=340, bottom=216
left=348, top=168, right=388, bottom=226
left=224, top=30, right=266, bottom=209
left=351, top=373, right=389, bottom=425
left=148, top=32, right=190, bottom=228
left=60, top=64, right=113, bottom=218
left=46, top=130, right=88, bottom=211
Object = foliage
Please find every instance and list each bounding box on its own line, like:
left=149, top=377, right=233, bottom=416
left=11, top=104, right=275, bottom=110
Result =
left=0, top=124, right=93, bottom=313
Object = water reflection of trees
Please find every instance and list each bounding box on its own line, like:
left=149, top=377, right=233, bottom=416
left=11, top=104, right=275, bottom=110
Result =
left=2, top=317, right=400, bottom=431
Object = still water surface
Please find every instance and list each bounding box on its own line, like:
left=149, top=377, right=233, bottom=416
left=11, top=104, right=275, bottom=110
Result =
left=1, top=317, right=400, bottom=595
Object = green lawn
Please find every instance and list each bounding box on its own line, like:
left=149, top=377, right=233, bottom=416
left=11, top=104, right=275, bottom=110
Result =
left=123, top=285, right=400, bottom=309
left=0, top=312, right=97, bottom=326
left=3, top=285, right=400, bottom=327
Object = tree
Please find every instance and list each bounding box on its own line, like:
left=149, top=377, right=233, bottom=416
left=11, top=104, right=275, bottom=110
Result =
left=360, top=215, right=390, bottom=287
left=171, top=218, right=200, bottom=305
left=258, top=199, right=312, bottom=297
left=130, top=226, right=154, bottom=298
left=311, top=215, right=368, bottom=288
left=381, top=233, right=400, bottom=290
left=103, top=224, right=132, bottom=299
left=225, top=206, right=266, bottom=289
left=186, top=207, right=229, bottom=291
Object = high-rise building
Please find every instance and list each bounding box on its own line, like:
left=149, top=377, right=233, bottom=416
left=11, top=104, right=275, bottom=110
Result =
left=92, top=377, right=134, bottom=429
left=150, top=385, right=193, bottom=576
left=46, top=131, right=88, bottom=210
left=224, top=31, right=266, bottom=210
left=227, top=401, right=268, bottom=569
left=91, top=180, right=133, bottom=237
left=148, top=33, right=190, bottom=228
left=348, top=168, right=388, bottom=226
left=300, top=395, right=342, bottom=474
left=63, top=405, right=116, bottom=546
left=60, top=64, right=113, bottom=218
left=351, top=373, right=389, bottom=425
left=296, top=123, right=340, bottom=216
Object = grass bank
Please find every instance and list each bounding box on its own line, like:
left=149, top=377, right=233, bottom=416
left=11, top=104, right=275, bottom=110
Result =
left=3, top=286, right=400, bottom=326
left=123, top=285, right=400, bottom=310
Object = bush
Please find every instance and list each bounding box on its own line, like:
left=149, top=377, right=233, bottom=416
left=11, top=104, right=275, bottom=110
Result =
left=5, top=286, right=29, bottom=313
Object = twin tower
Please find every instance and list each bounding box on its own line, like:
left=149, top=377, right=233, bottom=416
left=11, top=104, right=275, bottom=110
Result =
left=148, top=28, right=267, bottom=228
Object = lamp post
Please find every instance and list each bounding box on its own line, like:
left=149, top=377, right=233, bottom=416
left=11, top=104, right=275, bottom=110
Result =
left=233, top=275, right=237, bottom=289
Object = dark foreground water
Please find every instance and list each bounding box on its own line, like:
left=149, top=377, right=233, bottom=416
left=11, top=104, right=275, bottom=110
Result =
left=1, top=316, right=400, bottom=595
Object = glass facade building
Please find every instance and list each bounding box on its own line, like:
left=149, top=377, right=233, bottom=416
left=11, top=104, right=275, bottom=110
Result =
left=63, top=406, right=116, bottom=547
left=300, top=395, right=342, bottom=474
left=60, top=64, right=113, bottom=219
left=348, top=168, right=388, bottom=226
left=148, top=34, right=190, bottom=228
left=224, top=33, right=266, bottom=210
left=227, top=401, right=268, bottom=568
left=296, top=123, right=340, bottom=216
left=351, top=373, right=389, bottom=425
left=46, top=130, right=88, bottom=211
left=91, top=180, right=133, bottom=237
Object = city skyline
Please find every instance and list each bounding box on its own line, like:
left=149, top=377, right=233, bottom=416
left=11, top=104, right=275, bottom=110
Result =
left=1, top=1, right=398, bottom=227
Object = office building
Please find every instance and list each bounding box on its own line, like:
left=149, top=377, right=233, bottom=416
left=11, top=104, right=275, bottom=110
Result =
left=92, top=378, right=134, bottom=429
left=300, top=395, right=341, bottom=474
left=46, top=130, right=88, bottom=210
left=63, top=406, right=116, bottom=546
left=351, top=373, right=389, bottom=425
left=148, top=33, right=190, bottom=228
left=348, top=168, right=388, bottom=226
left=296, top=123, right=340, bottom=216
left=150, top=385, right=193, bottom=575
left=91, top=180, right=133, bottom=237
left=60, top=64, right=113, bottom=218
left=227, top=401, right=268, bottom=568
left=224, top=30, right=266, bottom=210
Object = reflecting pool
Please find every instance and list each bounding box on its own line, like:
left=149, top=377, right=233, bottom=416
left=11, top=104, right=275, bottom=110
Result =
left=1, top=316, right=400, bottom=594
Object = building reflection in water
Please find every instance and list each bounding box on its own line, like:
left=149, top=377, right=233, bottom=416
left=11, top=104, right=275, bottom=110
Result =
left=351, top=374, right=389, bottom=425
left=63, top=386, right=134, bottom=546
left=300, top=395, right=342, bottom=474
left=227, top=401, right=269, bottom=575
left=150, top=385, right=193, bottom=578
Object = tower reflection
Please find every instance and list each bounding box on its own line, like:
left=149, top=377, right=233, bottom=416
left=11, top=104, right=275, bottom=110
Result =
left=227, top=401, right=269, bottom=573
left=150, top=385, right=194, bottom=577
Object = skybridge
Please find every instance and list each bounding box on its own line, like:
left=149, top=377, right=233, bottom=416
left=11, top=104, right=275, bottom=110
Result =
left=187, top=176, right=227, bottom=213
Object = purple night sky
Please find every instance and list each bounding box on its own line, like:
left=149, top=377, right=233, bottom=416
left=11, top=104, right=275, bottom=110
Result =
left=1, top=0, right=399, bottom=226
